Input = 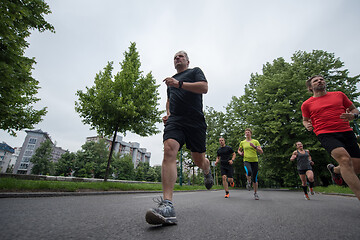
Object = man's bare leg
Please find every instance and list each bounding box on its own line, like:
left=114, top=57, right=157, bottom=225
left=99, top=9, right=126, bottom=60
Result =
left=332, top=148, right=360, bottom=200
left=162, top=139, right=180, bottom=201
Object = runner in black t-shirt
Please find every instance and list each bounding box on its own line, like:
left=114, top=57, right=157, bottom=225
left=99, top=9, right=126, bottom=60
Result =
left=215, top=137, right=236, bottom=198
left=145, top=51, right=213, bottom=225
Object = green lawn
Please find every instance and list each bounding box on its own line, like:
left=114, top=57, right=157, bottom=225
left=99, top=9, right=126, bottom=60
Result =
left=314, top=185, right=354, bottom=195
left=0, top=178, right=354, bottom=195
left=0, top=177, right=223, bottom=192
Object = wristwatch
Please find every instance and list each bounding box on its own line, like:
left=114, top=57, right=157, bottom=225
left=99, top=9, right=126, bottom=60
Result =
left=354, top=113, right=359, bottom=120
left=178, top=81, right=183, bottom=89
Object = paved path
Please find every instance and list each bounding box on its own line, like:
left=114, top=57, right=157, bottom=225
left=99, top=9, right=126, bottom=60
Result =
left=0, top=190, right=359, bottom=240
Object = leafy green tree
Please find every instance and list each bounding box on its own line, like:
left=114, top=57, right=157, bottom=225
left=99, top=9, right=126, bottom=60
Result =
left=73, top=139, right=109, bottom=178
left=145, top=167, right=158, bottom=182
left=54, top=152, right=75, bottom=176
left=31, top=139, right=53, bottom=175
left=0, top=0, right=54, bottom=136
left=226, top=50, right=360, bottom=187
left=135, top=162, right=151, bottom=181
left=75, top=42, right=163, bottom=181
left=111, top=154, right=134, bottom=180
left=152, top=165, right=162, bottom=182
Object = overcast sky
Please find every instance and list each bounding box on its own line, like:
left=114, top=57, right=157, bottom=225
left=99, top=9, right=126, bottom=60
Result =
left=1, top=0, right=360, bottom=166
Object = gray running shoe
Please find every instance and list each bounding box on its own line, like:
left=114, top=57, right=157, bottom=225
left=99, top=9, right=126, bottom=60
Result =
left=246, top=180, right=251, bottom=191
left=254, top=192, right=259, bottom=200
left=145, top=197, right=177, bottom=225
left=204, top=169, right=214, bottom=190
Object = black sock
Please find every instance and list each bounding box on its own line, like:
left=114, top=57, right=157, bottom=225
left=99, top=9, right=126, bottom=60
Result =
left=226, top=191, right=229, bottom=194
left=302, top=186, right=308, bottom=194
left=309, top=181, right=314, bottom=188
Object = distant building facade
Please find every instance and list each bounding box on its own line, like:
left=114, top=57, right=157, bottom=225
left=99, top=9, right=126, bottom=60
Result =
left=86, top=135, right=151, bottom=168
left=13, top=129, right=67, bottom=174
left=0, top=142, right=15, bottom=173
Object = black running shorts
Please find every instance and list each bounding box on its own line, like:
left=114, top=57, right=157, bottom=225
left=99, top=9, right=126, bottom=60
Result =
left=163, top=121, right=206, bottom=153
left=298, top=169, right=312, bottom=175
left=220, top=164, right=234, bottom=178
left=317, top=131, right=360, bottom=158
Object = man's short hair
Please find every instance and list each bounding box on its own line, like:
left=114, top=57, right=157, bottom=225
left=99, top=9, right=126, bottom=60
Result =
left=245, top=128, right=252, bottom=134
left=306, top=75, right=324, bottom=93
left=176, top=50, right=189, bottom=61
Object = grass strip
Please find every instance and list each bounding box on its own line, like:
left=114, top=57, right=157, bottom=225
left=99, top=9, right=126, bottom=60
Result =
left=314, top=185, right=354, bottom=195
left=1, top=178, right=354, bottom=195
left=0, top=178, right=223, bottom=192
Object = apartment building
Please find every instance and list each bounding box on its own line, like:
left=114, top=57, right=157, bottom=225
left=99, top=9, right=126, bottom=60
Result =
left=0, top=142, right=15, bottom=173
left=13, top=129, right=66, bottom=174
left=86, top=135, right=151, bottom=168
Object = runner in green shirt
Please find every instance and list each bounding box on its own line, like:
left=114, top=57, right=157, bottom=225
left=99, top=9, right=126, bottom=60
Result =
left=238, top=128, right=263, bottom=200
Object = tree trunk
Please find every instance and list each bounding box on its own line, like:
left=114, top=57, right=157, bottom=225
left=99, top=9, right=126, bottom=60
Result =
left=104, top=125, right=119, bottom=181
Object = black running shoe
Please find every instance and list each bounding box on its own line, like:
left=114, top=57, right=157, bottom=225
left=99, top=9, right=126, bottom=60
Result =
left=327, top=164, right=344, bottom=186
left=145, top=197, right=177, bottom=225
left=204, top=169, right=214, bottom=190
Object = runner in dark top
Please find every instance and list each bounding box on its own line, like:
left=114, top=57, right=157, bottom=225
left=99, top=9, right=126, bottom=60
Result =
left=290, top=142, right=315, bottom=200
left=145, top=51, right=213, bottom=225
left=215, top=137, right=236, bottom=198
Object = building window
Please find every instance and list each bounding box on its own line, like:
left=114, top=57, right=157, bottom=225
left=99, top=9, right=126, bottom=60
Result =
left=29, top=138, right=37, bottom=144
left=27, top=144, right=35, bottom=149
left=24, top=150, right=33, bottom=156
left=19, top=163, right=29, bottom=170
left=22, top=157, right=31, bottom=163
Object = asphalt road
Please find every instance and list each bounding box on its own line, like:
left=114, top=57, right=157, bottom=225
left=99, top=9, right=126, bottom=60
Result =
left=0, top=190, right=359, bottom=240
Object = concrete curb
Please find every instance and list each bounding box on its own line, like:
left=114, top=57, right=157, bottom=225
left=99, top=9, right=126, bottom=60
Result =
left=0, top=190, right=163, bottom=198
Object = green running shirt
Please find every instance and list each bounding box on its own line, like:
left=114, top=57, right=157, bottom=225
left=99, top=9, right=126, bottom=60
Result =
left=239, top=139, right=260, bottom=162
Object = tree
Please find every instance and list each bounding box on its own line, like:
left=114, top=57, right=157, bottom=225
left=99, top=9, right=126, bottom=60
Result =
left=111, top=154, right=134, bottom=180
left=0, top=0, right=55, bottom=136
left=73, top=139, right=109, bottom=178
left=226, top=50, right=360, bottom=187
left=75, top=42, right=163, bottom=181
left=135, top=162, right=151, bottom=181
left=31, top=139, right=53, bottom=175
left=152, top=165, right=162, bottom=182
left=54, top=151, right=75, bottom=176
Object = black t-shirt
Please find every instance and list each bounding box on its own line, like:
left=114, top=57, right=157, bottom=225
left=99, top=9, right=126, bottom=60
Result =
left=166, top=67, right=207, bottom=127
left=217, top=146, right=234, bottom=166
